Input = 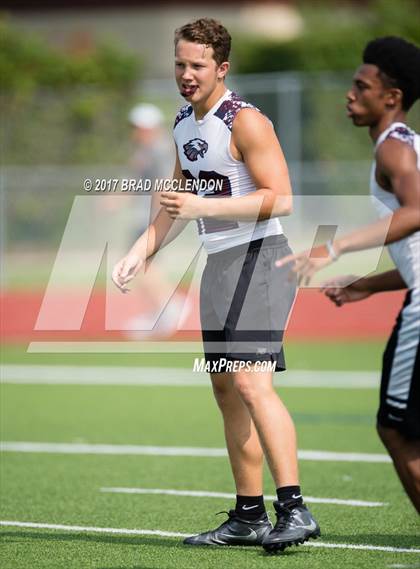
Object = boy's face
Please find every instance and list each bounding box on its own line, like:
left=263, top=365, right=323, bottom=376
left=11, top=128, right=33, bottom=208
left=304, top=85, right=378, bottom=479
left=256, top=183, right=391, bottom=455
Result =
left=346, top=64, right=400, bottom=127
left=175, top=39, right=228, bottom=105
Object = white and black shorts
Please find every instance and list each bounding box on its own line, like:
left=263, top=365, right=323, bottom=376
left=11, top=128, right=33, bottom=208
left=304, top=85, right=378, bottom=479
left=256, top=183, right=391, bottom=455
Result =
left=200, top=234, right=296, bottom=373
left=378, top=289, right=420, bottom=439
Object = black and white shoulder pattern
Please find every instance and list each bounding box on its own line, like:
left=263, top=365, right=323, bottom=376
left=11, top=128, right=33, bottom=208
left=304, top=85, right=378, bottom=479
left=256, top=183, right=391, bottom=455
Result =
left=174, top=104, right=193, bottom=129
left=385, top=125, right=416, bottom=147
left=214, top=92, right=260, bottom=131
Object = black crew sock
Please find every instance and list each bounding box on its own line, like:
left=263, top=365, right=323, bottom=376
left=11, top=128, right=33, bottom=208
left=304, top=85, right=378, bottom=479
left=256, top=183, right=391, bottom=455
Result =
left=276, top=485, right=303, bottom=506
left=235, top=494, right=266, bottom=520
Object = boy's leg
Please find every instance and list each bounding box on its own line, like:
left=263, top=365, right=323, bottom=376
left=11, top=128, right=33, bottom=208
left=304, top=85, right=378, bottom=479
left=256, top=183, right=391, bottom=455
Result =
left=229, top=364, right=320, bottom=553
left=377, top=291, right=420, bottom=513
left=230, top=367, right=298, bottom=487
left=377, top=424, right=420, bottom=513
left=183, top=371, right=274, bottom=546
left=211, top=371, right=264, bottom=495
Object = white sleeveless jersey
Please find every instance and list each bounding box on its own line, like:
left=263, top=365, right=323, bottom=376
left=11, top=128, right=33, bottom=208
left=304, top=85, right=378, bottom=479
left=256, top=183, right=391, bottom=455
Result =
left=173, top=89, right=283, bottom=254
left=370, top=122, right=420, bottom=289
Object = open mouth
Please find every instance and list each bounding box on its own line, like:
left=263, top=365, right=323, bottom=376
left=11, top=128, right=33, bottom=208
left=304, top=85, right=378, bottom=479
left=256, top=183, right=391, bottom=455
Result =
left=181, top=84, right=198, bottom=98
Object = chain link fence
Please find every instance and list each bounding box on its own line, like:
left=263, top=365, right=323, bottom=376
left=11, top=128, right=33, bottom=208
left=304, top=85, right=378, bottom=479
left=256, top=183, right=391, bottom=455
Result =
left=2, top=71, right=418, bottom=286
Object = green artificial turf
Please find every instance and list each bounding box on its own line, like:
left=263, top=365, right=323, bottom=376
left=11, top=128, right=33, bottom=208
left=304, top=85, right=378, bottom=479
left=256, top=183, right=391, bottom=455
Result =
left=1, top=344, right=419, bottom=568
left=1, top=339, right=385, bottom=371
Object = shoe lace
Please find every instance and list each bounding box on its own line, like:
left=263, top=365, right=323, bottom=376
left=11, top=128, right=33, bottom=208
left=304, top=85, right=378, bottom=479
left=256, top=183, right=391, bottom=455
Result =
left=212, top=510, right=237, bottom=530
left=215, top=510, right=236, bottom=519
left=273, top=504, right=293, bottom=531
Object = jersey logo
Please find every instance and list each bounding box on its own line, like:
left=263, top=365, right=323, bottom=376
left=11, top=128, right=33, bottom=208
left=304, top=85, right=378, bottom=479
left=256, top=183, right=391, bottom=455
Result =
left=183, top=138, right=208, bottom=161
left=386, top=126, right=415, bottom=147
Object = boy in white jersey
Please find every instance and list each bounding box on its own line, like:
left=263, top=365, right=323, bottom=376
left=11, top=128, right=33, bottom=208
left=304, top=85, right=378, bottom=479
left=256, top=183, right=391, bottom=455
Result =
left=112, top=18, right=320, bottom=552
left=277, top=37, right=420, bottom=513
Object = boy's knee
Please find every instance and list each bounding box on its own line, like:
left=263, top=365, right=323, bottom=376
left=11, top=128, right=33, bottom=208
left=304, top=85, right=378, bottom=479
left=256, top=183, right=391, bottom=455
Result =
left=211, top=373, right=235, bottom=408
left=232, top=374, right=272, bottom=407
left=377, top=423, right=400, bottom=451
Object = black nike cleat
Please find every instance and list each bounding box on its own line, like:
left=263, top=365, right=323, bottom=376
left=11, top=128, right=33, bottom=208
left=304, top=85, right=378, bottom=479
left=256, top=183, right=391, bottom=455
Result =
left=262, top=500, right=321, bottom=554
left=183, top=510, right=272, bottom=546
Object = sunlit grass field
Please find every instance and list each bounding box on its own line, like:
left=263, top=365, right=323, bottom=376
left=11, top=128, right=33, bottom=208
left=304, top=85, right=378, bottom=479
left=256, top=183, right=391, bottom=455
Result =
left=1, top=342, right=419, bottom=569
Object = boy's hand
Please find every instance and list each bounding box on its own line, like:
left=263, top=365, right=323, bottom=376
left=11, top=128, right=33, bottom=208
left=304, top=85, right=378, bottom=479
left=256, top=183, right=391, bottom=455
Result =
left=112, top=252, right=145, bottom=293
left=320, top=275, right=372, bottom=307
left=160, top=191, right=205, bottom=220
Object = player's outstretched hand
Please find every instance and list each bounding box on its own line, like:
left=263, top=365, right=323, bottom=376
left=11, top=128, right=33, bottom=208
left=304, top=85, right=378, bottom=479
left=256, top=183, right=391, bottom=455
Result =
left=320, top=275, right=372, bottom=307
left=160, top=191, right=204, bottom=220
left=275, top=245, right=334, bottom=286
left=112, top=252, right=144, bottom=293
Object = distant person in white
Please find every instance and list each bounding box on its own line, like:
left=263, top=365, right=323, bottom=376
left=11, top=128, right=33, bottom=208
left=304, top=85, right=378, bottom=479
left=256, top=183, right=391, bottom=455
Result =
left=126, top=103, right=185, bottom=338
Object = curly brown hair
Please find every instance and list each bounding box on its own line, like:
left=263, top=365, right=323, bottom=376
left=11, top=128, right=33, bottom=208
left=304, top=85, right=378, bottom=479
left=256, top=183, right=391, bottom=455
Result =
left=174, top=18, right=231, bottom=66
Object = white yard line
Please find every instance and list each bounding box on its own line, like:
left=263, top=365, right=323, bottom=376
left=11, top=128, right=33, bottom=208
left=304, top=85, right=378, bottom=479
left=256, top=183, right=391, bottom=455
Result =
left=100, top=486, right=387, bottom=508
left=1, top=520, right=419, bottom=554
left=27, top=341, right=203, bottom=353
left=0, top=365, right=379, bottom=388
left=0, top=441, right=392, bottom=463
left=0, top=520, right=187, bottom=538
left=298, top=450, right=391, bottom=463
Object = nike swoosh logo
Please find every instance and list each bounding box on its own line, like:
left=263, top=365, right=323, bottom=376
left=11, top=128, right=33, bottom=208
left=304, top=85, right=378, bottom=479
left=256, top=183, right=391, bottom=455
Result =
left=302, top=520, right=318, bottom=532
left=292, top=494, right=302, bottom=500
left=219, top=529, right=258, bottom=541
left=242, top=504, right=259, bottom=511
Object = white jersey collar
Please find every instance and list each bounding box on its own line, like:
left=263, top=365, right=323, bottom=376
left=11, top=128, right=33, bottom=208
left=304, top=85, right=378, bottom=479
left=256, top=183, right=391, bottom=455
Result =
left=193, top=89, right=231, bottom=125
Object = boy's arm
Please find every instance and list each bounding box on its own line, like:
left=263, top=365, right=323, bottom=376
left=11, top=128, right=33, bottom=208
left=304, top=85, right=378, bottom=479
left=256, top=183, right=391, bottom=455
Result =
left=277, top=139, right=420, bottom=284
left=112, top=151, right=189, bottom=292
left=322, top=269, right=407, bottom=307
left=160, top=109, right=293, bottom=222
left=334, top=139, right=420, bottom=255
left=360, top=268, right=408, bottom=293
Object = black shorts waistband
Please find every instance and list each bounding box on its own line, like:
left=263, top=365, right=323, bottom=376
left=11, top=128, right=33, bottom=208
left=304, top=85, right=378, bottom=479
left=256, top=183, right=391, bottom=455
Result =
left=207, top=234, right=288, bottom=261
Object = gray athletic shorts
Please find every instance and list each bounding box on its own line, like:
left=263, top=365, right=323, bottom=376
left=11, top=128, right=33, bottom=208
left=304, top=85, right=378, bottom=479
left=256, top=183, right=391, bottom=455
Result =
left=200, top=234, right=296, bottom=373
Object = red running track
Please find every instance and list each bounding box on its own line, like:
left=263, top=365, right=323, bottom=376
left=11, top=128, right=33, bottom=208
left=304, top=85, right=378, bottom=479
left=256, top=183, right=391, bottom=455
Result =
left=1, top=289, right=405, bottom=342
